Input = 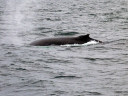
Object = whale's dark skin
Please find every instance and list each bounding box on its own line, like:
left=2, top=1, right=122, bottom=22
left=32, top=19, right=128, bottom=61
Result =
left=30, top=34, right=102, bottom=46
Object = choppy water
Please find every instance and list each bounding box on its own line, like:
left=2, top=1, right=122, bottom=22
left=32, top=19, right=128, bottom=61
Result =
left=0, top=0, right=128, bottom=96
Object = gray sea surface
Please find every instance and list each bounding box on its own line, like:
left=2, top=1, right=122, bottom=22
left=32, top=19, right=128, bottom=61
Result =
left=0, top=0, right=128, bottom=96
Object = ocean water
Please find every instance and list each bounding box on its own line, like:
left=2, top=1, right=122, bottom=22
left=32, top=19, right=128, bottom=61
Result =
left=0, top=0, right=128, bottom=96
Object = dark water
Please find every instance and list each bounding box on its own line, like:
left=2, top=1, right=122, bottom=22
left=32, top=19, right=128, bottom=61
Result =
left=0, top=0, right=128, bottom=96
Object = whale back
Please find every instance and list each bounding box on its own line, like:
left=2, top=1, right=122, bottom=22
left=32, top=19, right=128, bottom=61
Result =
left=30, top=34, right=102, bottom=46
left=30, top=37, right=75, bottom=46
left=77, top=34, right=102, bottom=43
left=77, top=34, right=91, bottom=41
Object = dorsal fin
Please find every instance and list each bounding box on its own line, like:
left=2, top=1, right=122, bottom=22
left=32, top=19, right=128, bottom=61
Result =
left=78, top=34, right=90, bottom=40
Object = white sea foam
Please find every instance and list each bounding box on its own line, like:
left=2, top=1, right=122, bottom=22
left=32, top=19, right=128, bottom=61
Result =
left=61, top=40, right=99, bottom=47
left=82, top=40, right=99, bottom=45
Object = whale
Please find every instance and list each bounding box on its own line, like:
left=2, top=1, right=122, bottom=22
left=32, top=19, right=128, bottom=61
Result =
left=30, top=34, right=102, bottom=46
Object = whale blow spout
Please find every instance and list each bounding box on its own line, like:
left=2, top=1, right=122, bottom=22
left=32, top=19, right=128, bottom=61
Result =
left=30, top=34, right=102, bottom=46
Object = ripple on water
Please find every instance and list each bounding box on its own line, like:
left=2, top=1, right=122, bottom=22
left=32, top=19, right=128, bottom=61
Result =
left=82, top=91, right=102, bottom=95
left=53, top=75, right=81, bottom=79
left=15, top=68, right=27, bottom=71
left=54, top=31, right=79, bottom=36
left=34, top=27, right=51, bottom=31
left=115, top=91, right=128, bottom=94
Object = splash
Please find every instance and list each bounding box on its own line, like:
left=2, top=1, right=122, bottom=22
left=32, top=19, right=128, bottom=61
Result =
left=61, top=40, right=99, bottom=47
left=0, top=0, right=27, bottom=46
